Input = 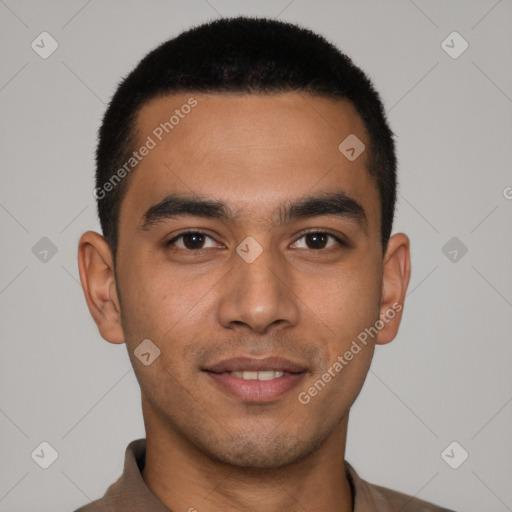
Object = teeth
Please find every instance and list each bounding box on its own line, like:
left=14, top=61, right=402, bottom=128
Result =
left=230, top=370, right=285, bottom=380
left=258, top=370, right=283, bottom=381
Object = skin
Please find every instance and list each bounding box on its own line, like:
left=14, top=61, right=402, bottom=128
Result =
left=78, top=92, right=411, bottom=512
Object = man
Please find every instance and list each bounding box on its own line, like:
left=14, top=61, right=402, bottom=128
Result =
left=76, top=16, right=454, bottom=512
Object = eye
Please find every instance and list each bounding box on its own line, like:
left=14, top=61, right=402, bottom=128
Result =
left=290, top=231, right=346, bottom=250
left=166, top=231, right=221, bottom=250
left=165, top=230, right=347, bottom=252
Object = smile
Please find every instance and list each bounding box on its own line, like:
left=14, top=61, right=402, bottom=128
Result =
left=203, top=371, right=307, bottom=403
left=229, top=370, right=285, bottom=380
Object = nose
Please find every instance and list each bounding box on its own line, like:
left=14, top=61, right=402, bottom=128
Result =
left=216, top=244, right=300, bottom=335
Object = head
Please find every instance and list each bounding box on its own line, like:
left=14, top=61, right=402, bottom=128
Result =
left=79, top=17, right=410, bottom=470
left=94, top=16, right=397, bottom=261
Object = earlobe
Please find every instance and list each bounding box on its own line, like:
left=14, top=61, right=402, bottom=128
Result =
left=376, top=233, right=411, bottom=345
left=77, top=231, right=125, bottom=344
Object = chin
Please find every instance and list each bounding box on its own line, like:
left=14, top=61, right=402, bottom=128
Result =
left=199, top=429, right=325, bottom=471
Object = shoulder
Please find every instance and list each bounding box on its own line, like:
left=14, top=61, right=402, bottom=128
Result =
left=72, top=475, right=123, bottom=512
left=72, top=439, right=146, bottom=512
left=346, top=462, right=456, bottom=512
left=362, top=480, right=456, bottom=512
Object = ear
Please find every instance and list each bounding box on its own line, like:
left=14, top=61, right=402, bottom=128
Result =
left=77, top=231, right=125, bottom=344
left=375, top=232, right=411, bottom=345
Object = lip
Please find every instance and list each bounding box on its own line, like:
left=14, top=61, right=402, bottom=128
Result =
left=202, top=356, right=308, bottom=403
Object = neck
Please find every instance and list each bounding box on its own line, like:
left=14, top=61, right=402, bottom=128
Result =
left=141, top=402, right=353, bottom=512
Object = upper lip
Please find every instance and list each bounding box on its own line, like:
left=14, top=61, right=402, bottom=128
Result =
left=203, top=356, right=307, bottom=374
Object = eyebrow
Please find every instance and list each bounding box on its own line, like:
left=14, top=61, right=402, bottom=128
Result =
left=139, top=190, right=368, bottom=232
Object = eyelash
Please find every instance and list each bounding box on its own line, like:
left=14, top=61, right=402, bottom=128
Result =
left=165, top=229, right=348, bottom=251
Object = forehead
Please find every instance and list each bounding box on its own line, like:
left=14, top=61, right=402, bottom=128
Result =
left=120, top=92, right=380, bottom=233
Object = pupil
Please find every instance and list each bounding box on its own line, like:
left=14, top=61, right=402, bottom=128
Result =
left=307, top=233, right=327, bottom=249
left=184, top=233, right=204, bottom=249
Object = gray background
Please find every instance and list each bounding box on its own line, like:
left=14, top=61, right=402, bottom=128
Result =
left=0, top=0, right=511, bottom=510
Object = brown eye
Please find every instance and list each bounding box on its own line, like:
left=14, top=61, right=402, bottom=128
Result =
left=167, top=232, right=219, bottom=250
left=291, top=231, right=345, bottom=250
left=305, top=232, right=328, bottom=249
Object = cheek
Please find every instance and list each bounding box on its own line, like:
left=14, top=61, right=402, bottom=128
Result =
left=117, top=267, right=199, bottom=403
left=116, top=254, right=219, bottom=361
left=116, top=244, right=229, bottom=398
left=307, top=259, right=381, bottom=338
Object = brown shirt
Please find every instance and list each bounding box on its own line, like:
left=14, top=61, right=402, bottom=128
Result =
left=74, top=439, right=455, bottom=512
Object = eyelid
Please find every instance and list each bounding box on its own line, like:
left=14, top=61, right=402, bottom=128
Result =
left=165, top=228, right=348, bottom=250
left=292, top=228, right=348, bottom=248
left=166, top=230, right=222, bottom=247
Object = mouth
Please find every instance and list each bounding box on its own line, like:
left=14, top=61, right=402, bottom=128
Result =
left=225, top=370, right=286, bottom=380
left=202, top=357, right=308, bottom=403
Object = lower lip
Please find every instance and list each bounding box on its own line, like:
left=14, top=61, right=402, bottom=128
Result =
left=204, top=371, right=306, bottom=403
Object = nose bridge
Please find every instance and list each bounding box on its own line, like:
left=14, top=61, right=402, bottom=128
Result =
left=217, top=241, right=299, bottom=333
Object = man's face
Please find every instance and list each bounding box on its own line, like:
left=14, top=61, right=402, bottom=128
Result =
left=115, top=92, right=384, bottom=468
